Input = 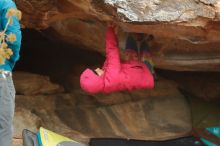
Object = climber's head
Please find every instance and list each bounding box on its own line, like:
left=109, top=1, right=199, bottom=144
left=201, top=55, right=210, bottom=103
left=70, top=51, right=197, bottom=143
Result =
left=80, top=68, right=104, bottom=94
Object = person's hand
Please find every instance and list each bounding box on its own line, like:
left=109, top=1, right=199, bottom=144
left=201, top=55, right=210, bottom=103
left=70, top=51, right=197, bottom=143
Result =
left=107, top=21, right=116, bottom=28
left=95, top=68, right=104, bottom=76
left=107, top=21, right=118, bottom=34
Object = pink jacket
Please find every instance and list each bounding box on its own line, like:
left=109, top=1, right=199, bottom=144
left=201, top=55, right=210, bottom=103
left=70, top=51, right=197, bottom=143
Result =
left=80, top=27, right=154, bottom=94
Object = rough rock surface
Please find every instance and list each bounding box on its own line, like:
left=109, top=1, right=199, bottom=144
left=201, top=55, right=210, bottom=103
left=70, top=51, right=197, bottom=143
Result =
left=50, top=19, right=105, bottom=51
left=13, top=72, right=192, bottom=143
left=15, top=0, right=113, bottom=29
left=13, top=71, right=64, bottom=95
left=160, top=71, right=220, bottom=101
left=14, top=0, right=220, bottom=71
left=15, top=94, right=91, bottom=144
left=16, top=0, right=220, bottom=28
left=11, top=139, right=22, bottom=146
left=105, top=0, right=217, bottom=22
left=10, top=0, right=220, bottom=71
left=55, top=90, right=191, bottom=140
left=13, top=108, right=41, bottom=138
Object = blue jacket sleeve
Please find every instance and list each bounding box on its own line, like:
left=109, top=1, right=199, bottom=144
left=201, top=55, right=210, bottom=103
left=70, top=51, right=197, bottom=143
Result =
left=1, top=0, right=22, bottom=69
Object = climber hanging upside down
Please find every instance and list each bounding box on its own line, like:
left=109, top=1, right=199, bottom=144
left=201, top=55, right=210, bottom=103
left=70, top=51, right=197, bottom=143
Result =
left=80, top=23, right=154, bottom=94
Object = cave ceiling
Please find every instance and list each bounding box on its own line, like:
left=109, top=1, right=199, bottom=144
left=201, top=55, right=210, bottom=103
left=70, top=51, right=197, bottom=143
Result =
left=15, top=0, right=220, bottom=71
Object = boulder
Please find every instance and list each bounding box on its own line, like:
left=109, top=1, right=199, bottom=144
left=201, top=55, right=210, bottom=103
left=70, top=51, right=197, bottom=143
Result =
left=13, top=71, right=64, bottom=95
left=56, top=79, right=192, bottom=140
left=15, top=94, right=89, bottom=144
left=14, top=78, right=192, bottom=142
left=15, top=0, right=220, bottom=71
left=13, top=107, right=41, bottom=138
